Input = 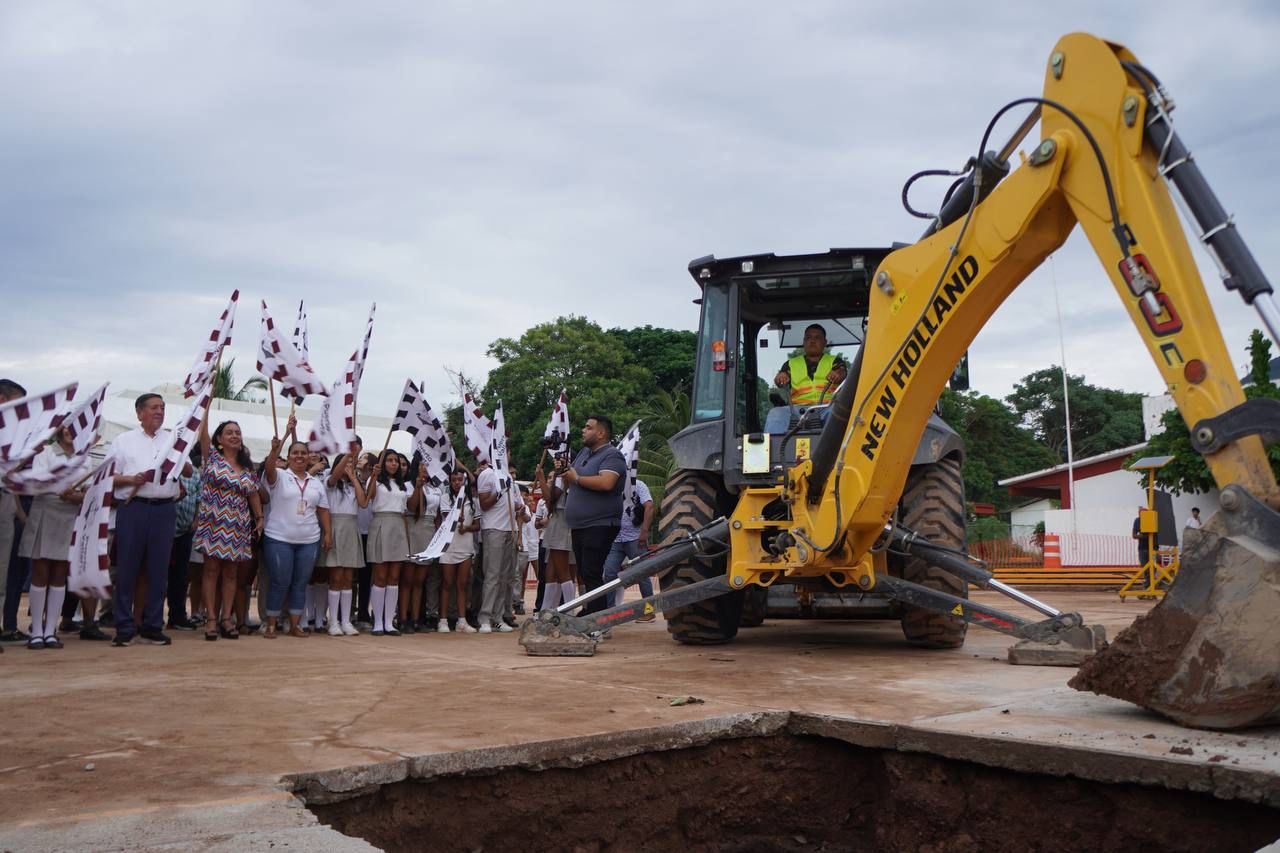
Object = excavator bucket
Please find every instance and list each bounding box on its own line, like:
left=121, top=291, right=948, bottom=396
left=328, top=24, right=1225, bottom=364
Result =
left=1070, top=485, right=1280, bottom=730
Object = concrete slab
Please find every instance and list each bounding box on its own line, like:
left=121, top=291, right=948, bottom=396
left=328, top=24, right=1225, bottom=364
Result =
left=0, top=590, right=1275, bottom=851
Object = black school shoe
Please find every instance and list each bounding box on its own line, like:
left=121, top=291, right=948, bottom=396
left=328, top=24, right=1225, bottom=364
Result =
left=167, top=617, right=197, bottom=631
left=80, top=625, right=110, bottom=641
left=112, top=633, right=134, bottom=647
left=139, top=629, right=172, bottom=646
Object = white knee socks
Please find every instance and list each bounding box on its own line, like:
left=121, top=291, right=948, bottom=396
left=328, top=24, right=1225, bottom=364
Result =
left=370, top=585, right=386, bottom=632
left=46, top=585, right=66, bottom=636
left=29, top=585, right=47, bottom=639
left=559, top=581, right=576, bottom=606
left=340, top=589, right=354, bottom=627
left=542, top=582, right=561, bottom=610
left=327, top=589, right=340, bottom=628
left=385, top=586, right=400, bottom=629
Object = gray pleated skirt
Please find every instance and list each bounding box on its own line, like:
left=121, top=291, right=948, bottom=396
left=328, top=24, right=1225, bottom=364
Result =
left=18, top=497, right=77, bottom=561
left=407, top=513, right=437, bottom=555
left=319, top=513, right=363, bottom=568
left=366, top=511, right=411, bottom=563
left=543, top=510, right=572, bottom=552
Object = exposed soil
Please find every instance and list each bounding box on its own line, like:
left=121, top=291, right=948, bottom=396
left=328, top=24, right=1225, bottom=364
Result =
left=1069, top=604, right=1197, bottom=716
left=307, top=735, right=1280, bottom=853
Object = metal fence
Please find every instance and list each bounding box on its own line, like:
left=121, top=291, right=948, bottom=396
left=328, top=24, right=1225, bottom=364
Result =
left=969, top=533, right=1140, bottom=568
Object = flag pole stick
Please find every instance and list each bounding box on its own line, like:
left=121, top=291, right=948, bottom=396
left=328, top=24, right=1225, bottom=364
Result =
left=269, top=379, right=279, bottom=439
left=379, top=427, right=394, bottom=458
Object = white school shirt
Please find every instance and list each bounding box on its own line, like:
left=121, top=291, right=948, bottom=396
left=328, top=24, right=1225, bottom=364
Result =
left=413, top=483, right=442, bottom=518
left=477, top=467, right=517, bottom=531
left=522, top=515, right=539, bottom=557
left=534, top=501, right=548, bottom=541
left=30, top=445, right=90, bottom=511
left=110, top=427, right=181, bottom=500
left=370, top=480, right=410, bottom=514
left=326, top=480, right=360, bottom=515
left=264, top=469, right=329, bottom=545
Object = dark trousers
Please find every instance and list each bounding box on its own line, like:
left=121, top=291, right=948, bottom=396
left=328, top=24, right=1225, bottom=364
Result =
left=534, top=543, right=547, bottom=610
left=571, top=525, right=619, bottom=616
left=113, top=500, right=177, bottom=636
left=168, top=530, right=194, bottom=623
left=3, top=517, right=29, bottom=632
left=356, top=534, right=371, bottom=621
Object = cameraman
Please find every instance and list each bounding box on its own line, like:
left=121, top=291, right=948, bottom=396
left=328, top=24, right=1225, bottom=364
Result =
left=557, top=415, right=626, bottom=616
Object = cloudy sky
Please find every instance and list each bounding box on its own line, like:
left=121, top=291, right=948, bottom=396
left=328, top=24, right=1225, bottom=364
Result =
left=3, top=1, right=1278, bottom=424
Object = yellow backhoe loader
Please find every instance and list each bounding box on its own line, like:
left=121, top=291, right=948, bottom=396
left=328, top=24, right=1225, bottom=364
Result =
left=520, top=33, right=1280, bottom=731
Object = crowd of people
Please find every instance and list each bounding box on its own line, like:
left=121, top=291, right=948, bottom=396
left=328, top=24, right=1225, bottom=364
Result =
left=0, top=379, right=655, bottom=651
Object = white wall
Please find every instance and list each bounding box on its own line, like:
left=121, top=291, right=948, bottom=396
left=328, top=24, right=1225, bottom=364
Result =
left=1010, top=498, right=1055, bottom=532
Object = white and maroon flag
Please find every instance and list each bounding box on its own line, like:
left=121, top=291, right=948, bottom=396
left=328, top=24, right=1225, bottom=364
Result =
left=68, top=459, right=115, bottom=599
left=137, top=378, right=213, bottom=486
left=309, top=352, right=358, bottom=454
left=463, top=392, right=493, bottom=465
left=0, top=381, right=79, bottom=477
left=618, top=420, right=642, bottom=522
left=490, top=401, right=512, bottom=492
left=352, top=303, right=376, bottom=390
left=2, top=383, right=108, bottom=495
left=258, top=300, right=328, bottom=403
left=409, top=488, right=464, bottom=563
left=182, top=290, right=238, bottom=398
left=542, top=390, right=569, bottom=456
left=292, top=300, right=310, bottom=362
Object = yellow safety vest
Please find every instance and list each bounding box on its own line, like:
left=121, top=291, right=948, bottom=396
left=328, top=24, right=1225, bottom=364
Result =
left=787, top=354, right=837, bottom=405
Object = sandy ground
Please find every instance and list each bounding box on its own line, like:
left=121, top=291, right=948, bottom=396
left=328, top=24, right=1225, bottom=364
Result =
left=0, top=589, right=1276, bottom=851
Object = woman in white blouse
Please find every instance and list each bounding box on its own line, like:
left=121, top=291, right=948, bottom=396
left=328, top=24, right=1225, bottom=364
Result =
left=365, top=449, right=411, bottom=636
left=437, top=467, right=481, bottom=633
left=316, top=450, right=368, bottom=635
left=261, top=437, right=332, bottom=638
left=400, top=454, right=439, bottom=634
left=18, top=426, right=89, bottom=649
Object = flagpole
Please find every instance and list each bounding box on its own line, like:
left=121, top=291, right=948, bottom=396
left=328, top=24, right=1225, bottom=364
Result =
left=269, top=379, right=279, bottom=439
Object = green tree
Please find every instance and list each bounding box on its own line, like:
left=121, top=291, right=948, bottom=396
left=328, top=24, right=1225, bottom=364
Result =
left=1005, top=368, right=1144, bottom=460
left=606, top=326, right=696, bottom=392
left=214, top=358, right=268, bottom=402
left=481, top=316, right=653, bottom=474
left=1138, top=329, right=1280, bottom=493
left=634, top=384, right=692, bottom=514
left=938, top=388, right=1057, bottom=513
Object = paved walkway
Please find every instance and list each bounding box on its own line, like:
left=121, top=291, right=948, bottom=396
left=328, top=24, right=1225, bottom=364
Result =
left=0, top=590, right=1276, bottom=851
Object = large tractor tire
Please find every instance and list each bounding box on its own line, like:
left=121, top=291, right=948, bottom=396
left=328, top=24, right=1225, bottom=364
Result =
left=895, top=456, right=968, bottom=648
left=739, top=586, right=768, bottom=628
left=659, top=469, right=744, bottom=644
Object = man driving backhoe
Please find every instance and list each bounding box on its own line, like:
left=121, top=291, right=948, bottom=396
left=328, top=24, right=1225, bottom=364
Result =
left=773, top=323, right=848, bottom=405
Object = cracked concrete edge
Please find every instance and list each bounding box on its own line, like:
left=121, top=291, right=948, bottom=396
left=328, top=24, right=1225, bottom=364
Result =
left=788, top=712, right=1280, bottom=809
left=286, top=710, right=791, bottom=804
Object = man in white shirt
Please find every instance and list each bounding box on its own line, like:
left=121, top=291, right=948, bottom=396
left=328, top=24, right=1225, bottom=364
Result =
left=108, top=393, right=191, bottom=646
left=475, top=461, right=529, bottom=633
left=1185, top=507, right=1202, bottom=529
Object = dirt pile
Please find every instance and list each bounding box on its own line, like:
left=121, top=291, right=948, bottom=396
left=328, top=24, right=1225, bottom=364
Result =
left=308, top=735, right=1280, bottom=852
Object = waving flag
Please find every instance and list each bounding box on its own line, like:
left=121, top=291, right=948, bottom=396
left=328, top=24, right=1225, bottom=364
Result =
left=409, top=489, right=466, bottom=562
left=352, top=303, right=376, bottom=389
left=0, top=381, right=79, bottom=477
left=292, top=300, right=310, bottom=362
left=463, top=392, right=493, bottom=465
left=392, top=380, right=454, bottom=483
left=490, top=401, right=512, bottom=492
left=309, top=352, right=358, bottom=454
left=182, top=290, right=238, bottom=398
left=68, top=459, right=116, bottom=599
left=618, top=420, right=642, bottom=522
left=3, top=383, right=108, bottom=495
left=542, top=390, right=569, bottom=457
left=258, top=300, right=328, bottom=403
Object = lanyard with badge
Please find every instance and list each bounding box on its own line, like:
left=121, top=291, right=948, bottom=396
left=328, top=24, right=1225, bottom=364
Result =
left=294, top=475, right=310, bottom=516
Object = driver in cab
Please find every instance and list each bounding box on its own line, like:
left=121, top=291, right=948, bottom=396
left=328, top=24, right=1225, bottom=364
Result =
left=773, top=323, right=848, bottom=406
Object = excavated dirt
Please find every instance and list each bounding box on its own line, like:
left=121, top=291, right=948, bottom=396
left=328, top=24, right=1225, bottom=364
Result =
left=1070, top=606, right=1197, bottom=716
left=307, top=735, right=1280, bottom=852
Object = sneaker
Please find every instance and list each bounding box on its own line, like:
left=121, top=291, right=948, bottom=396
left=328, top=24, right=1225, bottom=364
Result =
left=80, top=625, right=110, bottom=641
left=328, top=622, right=343, bottom=637
left=43, top=635, right=64, bottom=649
left=477, top=623, right=493, bottom=634
left=496, top=622, right=514, bottom=633
left=26, top=636, right=45, bottom=650
left=112, top=633, right=134, bottom=647
left=456, top=620, right=476, bottom=634
left=502, top=616, right=518, bottom=628
left=167, top=617, right=198, bottom=631
left=341, top=621, right=359, bottom=636
left=0, top=629, right=30, bottom=643
left=401, top=620, right=416, bottom=635
left=139, top=629, right=172, bottom=646
left=437, top=619, right=451, bottom=633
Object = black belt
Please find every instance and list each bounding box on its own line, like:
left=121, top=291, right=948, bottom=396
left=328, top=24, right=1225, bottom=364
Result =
left=131, top=497, right=176, bottom=506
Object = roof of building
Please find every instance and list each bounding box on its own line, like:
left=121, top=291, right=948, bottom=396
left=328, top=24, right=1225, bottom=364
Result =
left=996, top=442, right=1148, bottom=487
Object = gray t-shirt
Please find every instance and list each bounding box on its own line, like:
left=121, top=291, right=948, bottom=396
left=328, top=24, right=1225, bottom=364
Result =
left=564, top=444, right=627, bottom=529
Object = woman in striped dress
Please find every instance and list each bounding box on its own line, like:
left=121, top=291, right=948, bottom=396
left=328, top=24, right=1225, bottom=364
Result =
left=194, top=417, right=263, bottom=641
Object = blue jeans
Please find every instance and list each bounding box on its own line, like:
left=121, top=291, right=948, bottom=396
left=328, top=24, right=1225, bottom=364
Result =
left=603, top=538, right=652, bottom=608
left=263, top=537, right=319, bottom=617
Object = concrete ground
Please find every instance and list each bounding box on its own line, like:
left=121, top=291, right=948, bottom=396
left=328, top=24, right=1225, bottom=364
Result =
left=0, top=589, right=1277, bottom=851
